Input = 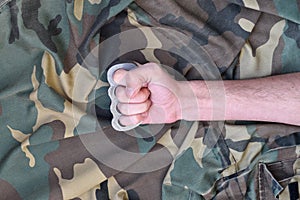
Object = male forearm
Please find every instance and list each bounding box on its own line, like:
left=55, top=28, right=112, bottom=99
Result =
left=178, top=73, right=300, bottom=125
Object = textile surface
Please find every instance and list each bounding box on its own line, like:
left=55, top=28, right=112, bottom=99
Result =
left=0, top=0, right=299, bottom=199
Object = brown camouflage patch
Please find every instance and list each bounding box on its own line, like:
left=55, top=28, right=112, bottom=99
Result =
left=272, top=36, right=285, bottom=75
left=63, top=14, right=97, bottom=73
left=48, top=120, right=66, bottom=141
left=248, top=13, right=283, bottom=56
left=0, top=179, right=22, bottom=200
left=257, top=0, right=279, bottom=15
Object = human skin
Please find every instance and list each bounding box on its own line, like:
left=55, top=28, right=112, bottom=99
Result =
left=113, top=62, right=300, bottom=126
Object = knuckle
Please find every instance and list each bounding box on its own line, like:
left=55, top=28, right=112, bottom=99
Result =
left=115, top=87, right=121, bottom=98
left=140, top=90, right=148, bottom=101
left=143, top=100, right=151, bottom=111
left=126, top=71, right=136, bottom=81
left=131, top=116, right=140, bottom=124
left=141, top=103, right=147, bottom=111
left=113, top=69, right=125, bottom=83
left=130, top=115, right=139, bottom=124
left=115, top=87, right=125, bottom=100
left=117, top=103, right=125, bottom=114
left=119, top=117, right=127, bottom=126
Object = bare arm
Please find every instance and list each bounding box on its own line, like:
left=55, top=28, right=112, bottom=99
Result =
left=179, top=73, right=300, bottom=125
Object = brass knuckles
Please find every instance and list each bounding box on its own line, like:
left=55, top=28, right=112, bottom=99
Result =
left=107, top=63, right=141, bottom=131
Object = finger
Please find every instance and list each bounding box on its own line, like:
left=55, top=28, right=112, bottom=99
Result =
left=115, top=87, right=150, bottom=103
left=112, top=69, right=128, bottom=86
left=119, top=64, right=157, bottom=97
left=112, top=68, right=146, bottom=98
left=117, top=100, right=151, bottom=116
left=113, top=63, right=160, bottom=98
left=119, top=112, right=147, bottom=126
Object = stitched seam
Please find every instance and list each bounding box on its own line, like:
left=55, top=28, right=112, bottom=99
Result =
left=258, top=163, right=265, bottom=200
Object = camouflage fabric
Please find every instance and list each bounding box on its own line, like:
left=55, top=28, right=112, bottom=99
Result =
left=0, top=0, right=299, bottom=200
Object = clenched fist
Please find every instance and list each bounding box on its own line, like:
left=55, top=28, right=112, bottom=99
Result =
left=112, top=63, right=183, bottom=126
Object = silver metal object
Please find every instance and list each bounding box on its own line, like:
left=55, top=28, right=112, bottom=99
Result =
left=107, top=63, right=141, bottom=131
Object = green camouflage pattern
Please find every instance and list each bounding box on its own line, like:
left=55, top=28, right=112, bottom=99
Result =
left=0, top=0, right=299, bottom=199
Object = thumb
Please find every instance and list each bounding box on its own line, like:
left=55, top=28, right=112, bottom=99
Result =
left=125, top=67, right=151, bottom=98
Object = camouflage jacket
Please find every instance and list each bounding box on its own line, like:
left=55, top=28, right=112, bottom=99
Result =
left=0, top=0, right=299, bottom=199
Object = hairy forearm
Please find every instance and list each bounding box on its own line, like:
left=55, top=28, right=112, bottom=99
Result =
left=178, top=73, right=300, bottom=125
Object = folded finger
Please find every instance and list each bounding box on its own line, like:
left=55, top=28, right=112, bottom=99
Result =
left=115, top=86, right=150, bottom=103
left=112, top=69, right=127, bottom=86
left=119, top=112, right=147, bottom=126
left=117, top=100, right=151, bottom=116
